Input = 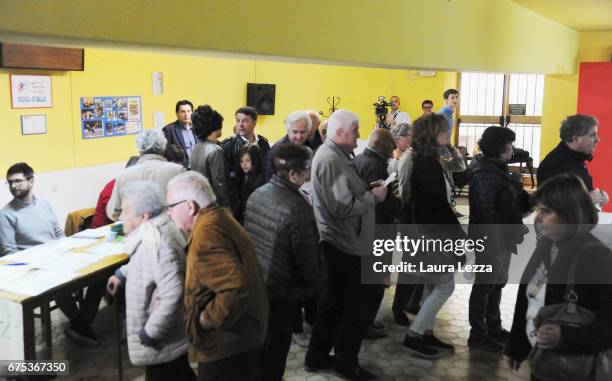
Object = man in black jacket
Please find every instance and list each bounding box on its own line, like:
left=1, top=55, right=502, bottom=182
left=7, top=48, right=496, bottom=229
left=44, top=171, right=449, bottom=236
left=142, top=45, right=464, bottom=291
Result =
left=538, top=114, right=608, bottom=207
left=354, top=128, right=402, bottom=340
left=222, top=106, right=271, bottom=181
left=244, top=143, right=321, bottom=381
left=162, top=100, right=198, bottom=168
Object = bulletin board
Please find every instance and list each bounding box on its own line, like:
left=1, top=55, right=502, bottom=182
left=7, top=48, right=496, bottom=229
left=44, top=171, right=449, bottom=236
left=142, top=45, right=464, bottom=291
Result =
left=80, top=96, right=142, bottom=139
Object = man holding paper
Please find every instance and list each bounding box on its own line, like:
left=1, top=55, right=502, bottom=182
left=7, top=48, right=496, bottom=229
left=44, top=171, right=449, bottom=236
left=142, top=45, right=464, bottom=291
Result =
left=353, top=128, right=402, bottom=340
left=0, top=162, right=102, bottom=348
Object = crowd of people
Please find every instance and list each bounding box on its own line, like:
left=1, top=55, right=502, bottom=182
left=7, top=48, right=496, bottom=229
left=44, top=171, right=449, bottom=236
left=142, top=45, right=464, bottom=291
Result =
left=1, top=89, right=611, bottom=381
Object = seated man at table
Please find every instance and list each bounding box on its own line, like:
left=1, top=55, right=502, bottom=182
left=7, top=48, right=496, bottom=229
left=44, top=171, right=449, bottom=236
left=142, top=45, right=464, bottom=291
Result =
left=0, top=162, right=101, bottom=347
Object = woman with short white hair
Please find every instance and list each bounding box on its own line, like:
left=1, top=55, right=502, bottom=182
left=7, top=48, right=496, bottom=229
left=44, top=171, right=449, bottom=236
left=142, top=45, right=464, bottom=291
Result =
left=106, top=181, right=195, bottom=381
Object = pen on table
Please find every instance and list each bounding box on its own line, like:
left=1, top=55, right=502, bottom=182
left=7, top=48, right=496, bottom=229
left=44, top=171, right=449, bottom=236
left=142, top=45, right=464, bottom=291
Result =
left=3, top=262, right=29, bottom=266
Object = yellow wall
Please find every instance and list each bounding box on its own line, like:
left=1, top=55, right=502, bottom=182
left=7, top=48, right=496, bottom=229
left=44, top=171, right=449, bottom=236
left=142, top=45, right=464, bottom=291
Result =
left=0, top=46, right=454, bottom=173
left=541, top=31, right=612, bottom=157
left=0, top=0, right=578, bottom=74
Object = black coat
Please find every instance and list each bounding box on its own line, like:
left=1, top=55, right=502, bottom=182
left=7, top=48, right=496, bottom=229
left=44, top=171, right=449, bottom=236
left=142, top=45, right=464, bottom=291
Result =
left=162, top=121, right=199, bottom=168
left=231, top=171, right=264, bottom=225
left=244, top=175, right=321, bottom=301
left=537, top=142, right=593, bottom=191
left=221, top=134, right=270, bottom=179
left=505, top=233, right=612, bottom=363
left=468, top=157, right=530, bottom=250
left=353, top=147, right=402, bottom=225
left=411, top=154, right=465, bottom=266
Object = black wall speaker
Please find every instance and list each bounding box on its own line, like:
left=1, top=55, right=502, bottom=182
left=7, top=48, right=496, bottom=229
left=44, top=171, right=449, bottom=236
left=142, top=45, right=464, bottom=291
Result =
left=247, top=83, right=276, bottom=115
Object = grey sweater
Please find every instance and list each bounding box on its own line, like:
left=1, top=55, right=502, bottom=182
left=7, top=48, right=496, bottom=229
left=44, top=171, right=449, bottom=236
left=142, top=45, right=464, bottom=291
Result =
left=0, top=196, right=64, bottom=257
left=311, top=140, right=376, bottom=256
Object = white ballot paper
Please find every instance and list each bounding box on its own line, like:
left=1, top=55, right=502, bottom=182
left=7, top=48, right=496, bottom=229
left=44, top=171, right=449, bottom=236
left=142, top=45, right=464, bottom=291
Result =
left=1, top=269, right=76, bottom=297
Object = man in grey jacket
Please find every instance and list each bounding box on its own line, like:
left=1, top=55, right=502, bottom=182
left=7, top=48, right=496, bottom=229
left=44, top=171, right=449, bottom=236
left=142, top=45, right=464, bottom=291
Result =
left=305, top=110, right=386, bottom=380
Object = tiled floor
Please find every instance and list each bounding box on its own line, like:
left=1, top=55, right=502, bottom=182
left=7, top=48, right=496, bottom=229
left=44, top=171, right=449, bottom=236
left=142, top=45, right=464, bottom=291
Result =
left=22, top=283, right=530, bottom=381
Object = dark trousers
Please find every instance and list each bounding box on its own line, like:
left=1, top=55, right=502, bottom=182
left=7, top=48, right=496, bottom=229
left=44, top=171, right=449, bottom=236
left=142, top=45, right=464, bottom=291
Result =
left=261, top=300, right=297, bottom=381
left=468, top=283, right=504, bottom=337
left=198, top=349, right=260, bottom=381
left=305, top=241, right=362, bottom=370
left=360, top=284, right=385, bottom=330
left=392, top=283, right=424, bottom=313
left=146, top=353, right=196, bottom=381
left=55, top=281, right=106, bottom=326
left=294, top=296, right=317, bottom=332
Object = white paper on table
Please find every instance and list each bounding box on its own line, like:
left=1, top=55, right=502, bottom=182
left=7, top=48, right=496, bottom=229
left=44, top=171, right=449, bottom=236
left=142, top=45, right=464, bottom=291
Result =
left=38, top=252, right=104, bottom=273
left=2, top=238, right=95, bottom=267
left=84, top=242, right=125, bottom=257
left=1, top=269, right=76, bottom=297
left=72, top=226, right=111, bottom=239
left=0, top=266, right=37, bottom=289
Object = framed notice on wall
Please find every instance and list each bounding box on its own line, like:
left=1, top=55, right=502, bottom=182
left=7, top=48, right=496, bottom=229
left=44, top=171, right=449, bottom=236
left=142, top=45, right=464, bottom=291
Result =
left=10, top=74, right=53, bottom=108
left=80, top=96, right=142, bottom=139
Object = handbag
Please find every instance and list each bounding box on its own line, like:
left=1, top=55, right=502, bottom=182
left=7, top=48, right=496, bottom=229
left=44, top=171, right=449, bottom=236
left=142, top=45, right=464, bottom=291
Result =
left=529, top=241, right=612, bottom=381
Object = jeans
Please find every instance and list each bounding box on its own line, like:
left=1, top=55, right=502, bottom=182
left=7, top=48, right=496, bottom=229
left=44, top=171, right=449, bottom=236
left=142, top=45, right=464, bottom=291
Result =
left=410, top=273, right=455, bottom=335
left=469, top=283, right=504, bottom=337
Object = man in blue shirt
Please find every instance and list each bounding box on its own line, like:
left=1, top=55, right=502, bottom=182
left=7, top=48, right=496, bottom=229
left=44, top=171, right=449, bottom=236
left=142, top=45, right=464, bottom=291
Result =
left=162, top=100, right=199, bottom=168
left=438, top=89, right=459, bottom=134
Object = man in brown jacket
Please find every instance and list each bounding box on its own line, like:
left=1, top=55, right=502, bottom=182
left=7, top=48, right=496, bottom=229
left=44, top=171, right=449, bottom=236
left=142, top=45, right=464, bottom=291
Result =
left=166, top=171, right=268, bottom=381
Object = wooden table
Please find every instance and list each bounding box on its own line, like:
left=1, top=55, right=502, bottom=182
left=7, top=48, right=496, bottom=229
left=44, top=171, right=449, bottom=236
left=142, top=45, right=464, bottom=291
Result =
left=0, top=244, right=128, bottom=378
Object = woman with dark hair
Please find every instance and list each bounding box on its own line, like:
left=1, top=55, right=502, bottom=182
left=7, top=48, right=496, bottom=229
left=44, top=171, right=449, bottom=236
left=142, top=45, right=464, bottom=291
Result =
left=402, top=114, right=465, bottom=359
left=231, top=144, right=265, bottom=224
left=505, top=173, right=612, bottom=380
left=467, top=126, right=531, bottom=353
left=190, top=105, right=231, bottom=208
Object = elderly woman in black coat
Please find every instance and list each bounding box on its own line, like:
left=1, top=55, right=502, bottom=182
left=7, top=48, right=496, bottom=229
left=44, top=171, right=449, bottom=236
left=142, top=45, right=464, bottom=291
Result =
left=505, top=173, right=612, bottom=380
left=467, top=126, right=531, bottom=353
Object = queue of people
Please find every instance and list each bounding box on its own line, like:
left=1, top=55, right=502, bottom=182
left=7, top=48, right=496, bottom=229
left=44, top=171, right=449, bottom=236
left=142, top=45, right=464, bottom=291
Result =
left=1, top=90, right=610, bottom=381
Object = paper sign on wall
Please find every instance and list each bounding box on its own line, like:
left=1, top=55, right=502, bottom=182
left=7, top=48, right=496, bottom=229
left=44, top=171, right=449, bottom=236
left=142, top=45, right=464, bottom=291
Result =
left=10, top=75, right=53, bottom=109
left=80, top=96, right=142, bottom=139
left=20, top=115, right=47, bottom=135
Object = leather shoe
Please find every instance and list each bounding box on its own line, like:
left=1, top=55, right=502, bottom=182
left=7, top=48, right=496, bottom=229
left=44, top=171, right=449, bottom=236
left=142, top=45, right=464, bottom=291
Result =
left=305, top=354, right=335, bottom=372
left=334, top=365, right=376, bottom=380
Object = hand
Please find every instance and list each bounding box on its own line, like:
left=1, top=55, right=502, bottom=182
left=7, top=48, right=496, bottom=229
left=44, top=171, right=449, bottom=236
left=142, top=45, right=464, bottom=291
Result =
left=199, top=310, right=210, bottom=330
left=536, top=323, right=561, bottom=349
left=599, top=189, right=609, bottom=205
left=393, top=148, right=402, bottom=160
left=371, top=185, right=388, bottom=203
left=106, top=275, right=122, bottom=296
left=505, top=356, right=521, bottom=371
left=590, top=189, right=609, bottom=206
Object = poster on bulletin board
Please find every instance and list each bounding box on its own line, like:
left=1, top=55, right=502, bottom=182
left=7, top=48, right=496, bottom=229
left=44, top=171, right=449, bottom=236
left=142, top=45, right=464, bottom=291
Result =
left=80, top=96, right=142, bottom=139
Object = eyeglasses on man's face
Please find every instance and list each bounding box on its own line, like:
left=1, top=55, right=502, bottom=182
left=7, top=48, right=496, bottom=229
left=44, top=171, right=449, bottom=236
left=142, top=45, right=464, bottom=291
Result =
left=166, top=199, right=188, bottom=209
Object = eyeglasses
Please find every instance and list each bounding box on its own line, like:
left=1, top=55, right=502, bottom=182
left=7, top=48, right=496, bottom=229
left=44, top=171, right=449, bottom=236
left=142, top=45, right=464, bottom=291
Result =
left=6, top=178, right=31, bottom=186
left=166, top=200, right=188, bottom=209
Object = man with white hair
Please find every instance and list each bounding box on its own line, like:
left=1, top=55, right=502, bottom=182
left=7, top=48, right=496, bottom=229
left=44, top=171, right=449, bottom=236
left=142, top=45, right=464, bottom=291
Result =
left=165, top=171, right=268, bottom=381
left=305, top=110, right=386, bottom=380
left=264, top=110, right=312, bottom=181
left=106, top=129, right=185, bottom=220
